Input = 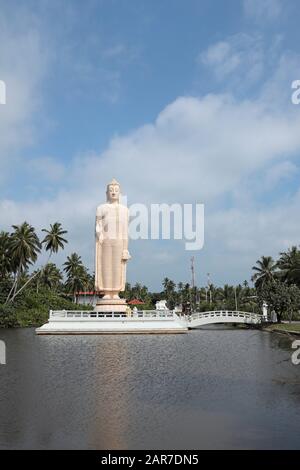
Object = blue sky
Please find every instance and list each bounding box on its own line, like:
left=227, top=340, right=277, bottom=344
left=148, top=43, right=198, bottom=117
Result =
left=1, top=0, right=300, bottom=290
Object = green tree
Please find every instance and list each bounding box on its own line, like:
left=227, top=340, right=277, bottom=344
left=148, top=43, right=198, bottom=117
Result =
left=42, top=222, right=68, bottom=256
left=63, top=253, right=88, bottom=302
left=63, top=252, right=82, bottom=277
left=123, top=282, right=132, bottom=300
left=0, top=231, right=12, bottom=279
left=9, top=222, right=68, bottom=302
left=258, top=279, right=300, bottom=323
left=162, top=278, right=176, bottom=309
left=277, top=246, right=300, bottom=286
left=6, top=222, right=41, bottom=302
left=252, top=256, right=277, bottom=290
left=39, top=263, right=63, bottom=290
left=182, top=283, right=191, bottom=313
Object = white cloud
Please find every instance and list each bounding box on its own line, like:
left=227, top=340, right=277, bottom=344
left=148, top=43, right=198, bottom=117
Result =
left=243, top=0, right=283, bottom=22
left=207, top=187, right=300, bottom=283
left=199, top=33, right=266, bottom=88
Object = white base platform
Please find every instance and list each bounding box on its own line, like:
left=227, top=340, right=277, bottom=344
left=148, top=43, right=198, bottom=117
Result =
left=36, top=320, right=187, bottom=334
left=36, top=310, right=188, bottom=335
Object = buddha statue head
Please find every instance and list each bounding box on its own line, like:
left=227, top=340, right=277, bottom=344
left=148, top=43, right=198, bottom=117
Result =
left=106, top=178, right=120, bottom=203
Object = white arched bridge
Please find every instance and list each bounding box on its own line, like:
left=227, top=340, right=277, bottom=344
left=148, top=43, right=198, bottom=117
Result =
left=185, top=310, right=262, bottom=329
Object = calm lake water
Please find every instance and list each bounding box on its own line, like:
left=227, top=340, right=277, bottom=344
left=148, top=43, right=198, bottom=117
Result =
left=0, top=327, right=299, bottom=449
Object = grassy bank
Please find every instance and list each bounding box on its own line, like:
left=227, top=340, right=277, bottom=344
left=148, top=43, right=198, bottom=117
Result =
left=263, top=323, right=300, bottom=335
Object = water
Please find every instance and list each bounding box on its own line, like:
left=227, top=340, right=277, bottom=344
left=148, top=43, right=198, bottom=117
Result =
left=0, top=327, right=299, bottom=449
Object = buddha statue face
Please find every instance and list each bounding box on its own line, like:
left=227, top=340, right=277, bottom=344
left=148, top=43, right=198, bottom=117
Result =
left=106, top=183, right=120, bottom=203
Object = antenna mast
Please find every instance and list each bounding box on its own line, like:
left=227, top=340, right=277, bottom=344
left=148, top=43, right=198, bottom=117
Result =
left=191, top=256, right=195, bottom=288
left=207, top=272, right=212, bottom=304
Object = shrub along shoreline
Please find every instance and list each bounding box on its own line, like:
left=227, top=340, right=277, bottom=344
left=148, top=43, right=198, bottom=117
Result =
left=0, top=288, right=90, bottom=328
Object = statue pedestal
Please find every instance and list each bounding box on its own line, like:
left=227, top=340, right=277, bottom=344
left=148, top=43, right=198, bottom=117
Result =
left=94, top=298, right=127, bottom=313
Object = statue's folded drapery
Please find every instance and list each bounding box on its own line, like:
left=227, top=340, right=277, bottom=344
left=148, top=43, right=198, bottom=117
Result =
left=95, top=202, right=130, bottom=294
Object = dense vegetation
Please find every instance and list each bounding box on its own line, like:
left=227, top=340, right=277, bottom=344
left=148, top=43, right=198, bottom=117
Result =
left=252, top=250, right=300, bottom=322
left=123, top=279, right=259, bottom=314
left=125, top=248, right=300, bottom=321
left=0, top=221, right=300, bottom=327
left=0, top=222, right=92, bottom=327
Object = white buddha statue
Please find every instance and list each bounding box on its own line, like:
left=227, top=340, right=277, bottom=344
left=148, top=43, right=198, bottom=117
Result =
left=95, top=179, right=130, bottom=300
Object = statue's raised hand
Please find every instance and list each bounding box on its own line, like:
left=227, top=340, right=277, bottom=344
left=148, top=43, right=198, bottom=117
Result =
left=122, top=250, right=131, bottom=261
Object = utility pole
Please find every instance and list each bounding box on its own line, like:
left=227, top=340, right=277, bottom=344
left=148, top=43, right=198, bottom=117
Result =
left=234, top=287, right=238, bottom=311
left=191, top=256, right=195, bottom=288
left=207, top=273, right=212, bottom=304
left=190, top=256, right=196, bottom=311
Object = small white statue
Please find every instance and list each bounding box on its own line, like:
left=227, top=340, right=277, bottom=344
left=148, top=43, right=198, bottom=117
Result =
left=95, top=179, right=130, bottom=300
left=262, top=301, right=268, bottom=321
left=132, top=306, right=138, bottom=315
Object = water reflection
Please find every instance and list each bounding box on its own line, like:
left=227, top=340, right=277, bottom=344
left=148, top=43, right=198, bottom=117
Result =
left=88, top=339, right=131, bottom=449
left=0, top=328, right=299, bottom=449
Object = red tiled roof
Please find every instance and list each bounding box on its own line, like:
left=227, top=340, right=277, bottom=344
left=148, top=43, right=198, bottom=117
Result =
left=128, top=299, right=145, bottom=305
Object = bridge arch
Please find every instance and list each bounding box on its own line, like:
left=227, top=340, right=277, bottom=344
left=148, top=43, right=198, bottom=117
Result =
left=186, top=310, right=262, bottom=329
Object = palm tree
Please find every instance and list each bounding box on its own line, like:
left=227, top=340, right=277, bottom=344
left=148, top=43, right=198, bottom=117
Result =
left=124, top=282, right=132, bottom=300
left=132, top=282, right=142, bottom=299
left=0, top=231, right=12, bottom=278
left=63, top=253, right=83, bottom=277
left=252, top=256, right=277, bottom=289
left=277, top=246, right=300, bottom=286
left=63, top=253, right=87, bottom=302
left=177, top=282, right=184, bottom=306
left=204, top=282, right=214, bottom=305
left=162, top=278, right=176, bottom=309
left=182, top=283, right=191, bottom=313
left=9, top=222, right=68, bottom=302
left=6, top=222, right=41, bottom=302
left=223, top=284, right=231, bottom=300
left=162, top=277, right=170, bottom=292
left=65, top=269, right=87, bottom=303
left=85, top=272, right=95, bottom=291
left=235, top=284, right=243, bottom=310
left=39, top=263, right=63, bottom=290
left=42, top=222, right=68, bottom=256
left=140, top=285, right=149, bottom=302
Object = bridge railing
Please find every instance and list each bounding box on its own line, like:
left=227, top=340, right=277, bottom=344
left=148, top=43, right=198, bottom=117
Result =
left=48, top=309, right=261, bottom=324
left=189, top=310, right=262, bottom=322
left=49, top=309, right=177, bottom=321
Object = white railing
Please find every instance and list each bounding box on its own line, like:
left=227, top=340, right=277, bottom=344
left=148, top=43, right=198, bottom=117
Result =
left=188, top=310, right=262, bottom=325
left=48, top=309, right=262, bottom=326
left=49, top=309, right=177, bottom=322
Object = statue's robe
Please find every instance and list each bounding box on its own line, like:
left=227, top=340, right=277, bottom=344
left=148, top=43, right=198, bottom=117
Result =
left=95, top=203, right=129, bottom=293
